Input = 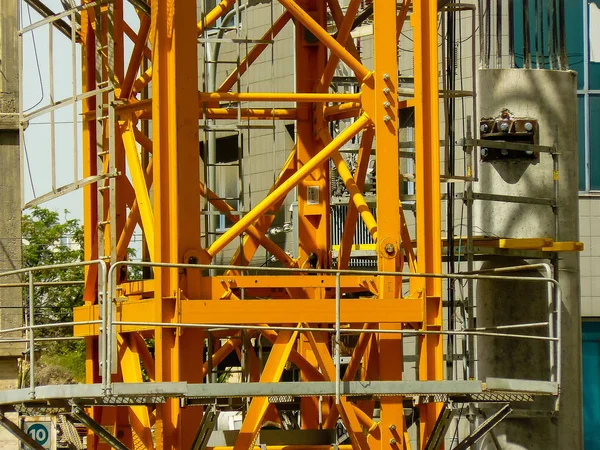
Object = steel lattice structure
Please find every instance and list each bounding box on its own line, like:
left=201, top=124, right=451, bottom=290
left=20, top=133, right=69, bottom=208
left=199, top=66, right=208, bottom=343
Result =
left=73, top=0, right=443, bottom=448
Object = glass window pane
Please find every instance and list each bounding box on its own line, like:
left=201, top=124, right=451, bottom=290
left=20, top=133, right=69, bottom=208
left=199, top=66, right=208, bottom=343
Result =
left=582, top=322, right=600, bottom=450
left=579, top=95, right=586, bottom=191
left=590, top=96, right=600, bottom=189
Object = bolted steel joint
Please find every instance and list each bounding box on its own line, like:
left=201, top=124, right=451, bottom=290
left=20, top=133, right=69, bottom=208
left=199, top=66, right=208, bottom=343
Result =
left=499, top=121, right=510, bottom=132
left=383, top=87, right=391, bottom=94
left=383, top=115, right=392, bottom=122
left=389, top=438, right=397, bottom=445
left=389, top=424, right=396, bottom=431
left=524, top=121, right=534, bottom=131
left=383, top=101, right=391, bottom=108
left=385, top=243, right=395, bottom=254
left=383, top=73, right=391, bottom=81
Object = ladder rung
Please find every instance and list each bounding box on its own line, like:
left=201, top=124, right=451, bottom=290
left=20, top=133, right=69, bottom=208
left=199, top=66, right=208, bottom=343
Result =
left=206, top=162, right=241, bottom=167
left=200, top=125, right=275, bottom=131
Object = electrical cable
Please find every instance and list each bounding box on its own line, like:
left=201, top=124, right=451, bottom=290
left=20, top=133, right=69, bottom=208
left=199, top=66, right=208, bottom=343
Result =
left=23, top=4, right=45, bottom=112
left=23, top=139, right=37, bottom=198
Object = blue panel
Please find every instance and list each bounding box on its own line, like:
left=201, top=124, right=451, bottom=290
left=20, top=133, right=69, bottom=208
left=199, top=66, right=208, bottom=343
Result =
left=579, top=95, right=586, bottom=191
left=591, top=96, right=600, bottom=190
left=582, top=322, right=600, bottom=450
left=512, top=0, right=584, bottom=89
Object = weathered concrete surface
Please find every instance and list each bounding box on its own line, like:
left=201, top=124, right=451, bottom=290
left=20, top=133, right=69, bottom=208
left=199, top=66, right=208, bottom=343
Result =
left=0, top=1, right=22, bottom=449
left=476, top=69, right=581, bottom=450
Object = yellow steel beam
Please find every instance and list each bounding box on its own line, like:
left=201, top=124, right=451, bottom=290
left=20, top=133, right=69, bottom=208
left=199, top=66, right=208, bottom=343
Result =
left=233, top=329, right=299, bottom=450
left=337, top=126, right=375, bottom=269
left=318, top=129, right=378, bottom=242
left=413, top=0, right=444, bottom=443
left=121, top=118, right=155, bottom=261
left=208, top=114, right=370, bottom=257
left=198, top=92, right=360, bottom=103
left=197, top=0, right=236, bottom=35
left=199, top=183, right=297, bottom=268
left=226, top=148, right=298, bottom=272
left=118, top=334, right=154, bottom=450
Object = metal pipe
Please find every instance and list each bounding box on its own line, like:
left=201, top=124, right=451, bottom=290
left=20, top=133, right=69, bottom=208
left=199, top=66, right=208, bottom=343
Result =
left=508, top=0, right=515, bottom=67
left=112, top=320, right=559, bottom=342
left=335, top=272, right=341, bottom=405
left=523, top=0, right=532, bottom=68
left=28, top=272, right=35, bottom=398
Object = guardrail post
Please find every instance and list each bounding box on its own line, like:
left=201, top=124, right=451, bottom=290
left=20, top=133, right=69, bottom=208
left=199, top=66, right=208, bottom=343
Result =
left=28, top=271, right=35, bottom=399
left=335, top=272, right=341, bottom=405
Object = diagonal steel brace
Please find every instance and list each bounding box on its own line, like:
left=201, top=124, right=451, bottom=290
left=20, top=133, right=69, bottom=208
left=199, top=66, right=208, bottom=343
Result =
left=454, top=404, right=512, bottom=450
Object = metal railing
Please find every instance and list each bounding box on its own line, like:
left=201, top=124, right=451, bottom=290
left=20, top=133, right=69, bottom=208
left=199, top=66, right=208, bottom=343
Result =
left=0, top=259, right=561, bottom=403
left=0, top=260, right=106, bottom=397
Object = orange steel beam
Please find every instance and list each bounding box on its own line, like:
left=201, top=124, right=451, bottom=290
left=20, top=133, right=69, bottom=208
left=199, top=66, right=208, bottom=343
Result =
left=325, top=0, right=361, bottom=61
left=413, top=0, right=444, bottom=444
left=369, top=1, right=407, bottom=449
left=207, top=114, right=370, bottom=257
left=218, top=11, right=292, bottom=93
left=316, top=0, right=362, bottom=92
left=337, top=126, right=374, bottom=269
left=121, top=15, right=151, bottom=98
left=278, top=0, right=370, bottom=83
left=122, top=21, right=152, bottom=61
left=150, top=0, right=206, bottom=447
left=323, top=102, right=362, bottom=121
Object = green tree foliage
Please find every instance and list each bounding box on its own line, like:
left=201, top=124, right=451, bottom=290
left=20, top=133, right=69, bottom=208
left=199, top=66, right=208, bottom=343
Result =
left=22, top=207, right=86, bottom=383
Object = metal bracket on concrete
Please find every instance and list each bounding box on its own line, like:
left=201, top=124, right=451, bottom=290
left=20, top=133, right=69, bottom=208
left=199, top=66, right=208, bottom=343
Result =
left=191, top=404, right=219, bottom=450
left=423, top=403, right=453, bottom=450
left=453, top=404, right=512, bottom=450
left=0, top=412, right=45, bottom=450
left=70, top=403, right=130, bottom=450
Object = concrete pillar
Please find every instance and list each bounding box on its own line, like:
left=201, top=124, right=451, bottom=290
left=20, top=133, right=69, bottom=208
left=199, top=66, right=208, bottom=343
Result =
left=0, top=0, right=22, bottom=448
left=475, top=69, right=581, bottom=449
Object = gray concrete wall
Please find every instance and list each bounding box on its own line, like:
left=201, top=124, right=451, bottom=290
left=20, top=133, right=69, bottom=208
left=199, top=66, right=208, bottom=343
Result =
left=475, top=68, right=582, bottom=450
left=0, top=1, right=22, bottom=449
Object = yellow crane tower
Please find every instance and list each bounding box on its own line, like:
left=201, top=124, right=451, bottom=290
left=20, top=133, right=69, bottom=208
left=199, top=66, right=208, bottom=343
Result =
left=72, top=0, right=443, bottom=448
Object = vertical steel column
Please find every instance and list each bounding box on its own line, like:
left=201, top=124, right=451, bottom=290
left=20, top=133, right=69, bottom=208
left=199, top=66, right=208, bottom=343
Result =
left=371, top=0, right=405, bottom=448
left=413, top=0, right=444, bottom=444
left=151, top=0, right=205, bottom=447
left=294, top=0, right=329, bottom=430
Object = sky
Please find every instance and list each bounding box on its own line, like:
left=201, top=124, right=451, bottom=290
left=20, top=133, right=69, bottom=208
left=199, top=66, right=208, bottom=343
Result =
left=20, top=0, right=138, bottom=223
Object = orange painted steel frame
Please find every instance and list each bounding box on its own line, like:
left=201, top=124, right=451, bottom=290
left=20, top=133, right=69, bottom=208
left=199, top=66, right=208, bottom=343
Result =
left=75, top=0, right=442, bottom=449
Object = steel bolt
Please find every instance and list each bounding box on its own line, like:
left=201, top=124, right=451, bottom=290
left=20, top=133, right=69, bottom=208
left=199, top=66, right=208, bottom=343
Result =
left=524, top=122, right=534, bottom=131
left=385, top=243, right=395, bottom=254
left=481, top=148, right=489, bottom=157
left=501, top=149, right=509, bottom=156
left=383, top=87, right=391, bottom=94
left=526, top=150, right=534, bottom=155
left=383, top=101, right=391, bottom=108
left=480, top=123, right=488, bottom=133
left=389, top=424, right=397, bottom=431
left=383, top=115, right=392, bottom=122
left=383, top=73, right=391, bottom=81
left=389, top=438, right=397, bottom=445
left=500, top=121, right=509, bottom=132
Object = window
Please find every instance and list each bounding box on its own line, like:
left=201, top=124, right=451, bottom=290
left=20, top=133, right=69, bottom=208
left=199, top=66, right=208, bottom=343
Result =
left=582, top=321, right=600, bottom=450
left=512, top=0, right=600, bottom=191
